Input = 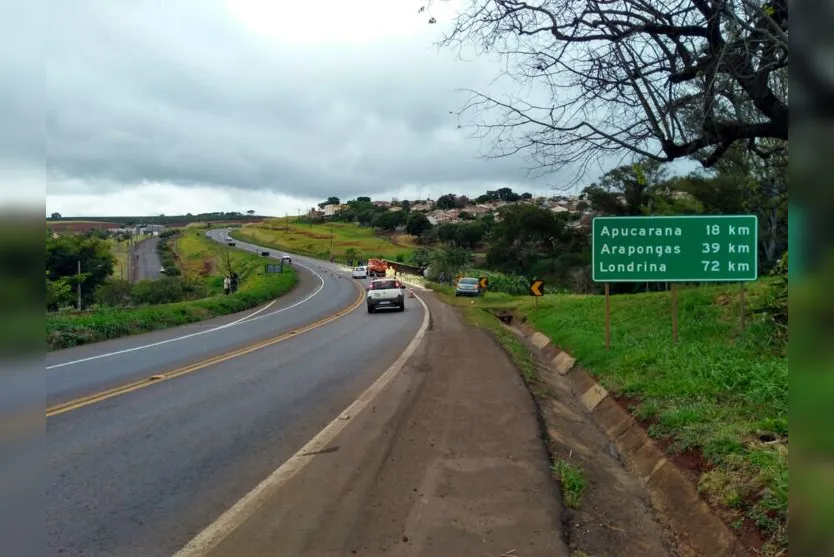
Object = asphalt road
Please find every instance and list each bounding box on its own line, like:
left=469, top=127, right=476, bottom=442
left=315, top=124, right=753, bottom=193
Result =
left=46, top=231, right=426, bottom=557
left=132, top=236, right=162, bottom=282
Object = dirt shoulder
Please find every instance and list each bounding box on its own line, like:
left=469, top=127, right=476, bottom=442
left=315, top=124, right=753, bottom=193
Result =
left=207, top=291, right=569, bottom=557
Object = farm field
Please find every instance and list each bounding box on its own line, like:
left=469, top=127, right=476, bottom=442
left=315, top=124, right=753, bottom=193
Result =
left=234, top=219, right=417, bottom=261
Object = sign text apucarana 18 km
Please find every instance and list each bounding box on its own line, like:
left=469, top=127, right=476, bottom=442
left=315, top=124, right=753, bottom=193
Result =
left=592, top=215, right=758, bottom=282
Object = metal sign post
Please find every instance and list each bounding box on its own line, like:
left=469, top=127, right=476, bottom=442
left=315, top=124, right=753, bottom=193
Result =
left=604, top=282, right=610, bottom=351
left=671, top=283, right=678, bottom=343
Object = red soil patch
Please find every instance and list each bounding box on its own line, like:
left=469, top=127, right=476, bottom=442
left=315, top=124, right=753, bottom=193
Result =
left=608, top=392, right=769, bottom=555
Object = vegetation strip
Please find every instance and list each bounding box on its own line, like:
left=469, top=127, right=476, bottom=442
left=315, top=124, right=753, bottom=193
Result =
left=47, top=231, right=298, bottom=351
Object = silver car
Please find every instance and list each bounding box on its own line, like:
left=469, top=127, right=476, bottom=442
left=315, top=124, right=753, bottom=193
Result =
left=455, top=277, right=481, bottom=297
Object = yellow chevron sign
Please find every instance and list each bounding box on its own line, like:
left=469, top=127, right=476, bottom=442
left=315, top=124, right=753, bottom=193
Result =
left=529, top=280, right=544, bottom=296
left=478, top=277, right=488, bottom=289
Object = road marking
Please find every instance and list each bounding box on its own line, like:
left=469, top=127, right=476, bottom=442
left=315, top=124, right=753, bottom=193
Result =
left=45, top=262, right=325, bottom=370
left=45, top=281, right=366, bottom=418
left=171, top=294, right=431, bottom=557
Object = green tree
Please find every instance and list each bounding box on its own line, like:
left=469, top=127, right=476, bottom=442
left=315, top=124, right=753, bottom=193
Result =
left=486, top=204, right=573, bottom=276
left=413, top=246, right=431, bottom=267
left=318, top=196, right=341, bottom=209
left=455, top=221, right=485, bottom=249
left=372, top=211, right=403, bottom=231
left=344, top=247, right=359, bottom=266
left=94, top=278, right=134, bottom=307
left=436, top=194, right=457, bottom=210
left=405, top=213, right=431, bottom=237
left=429, top=243, right=471, bottom=283
left=496, top=187, right=520, bottom=202
left=582, top=159, right=668, bottom=216
left=437, top=223, right=458, bottom=243
left=46, top=234, right=114, bottom=305
left=46, top=271, right=72, bottom=311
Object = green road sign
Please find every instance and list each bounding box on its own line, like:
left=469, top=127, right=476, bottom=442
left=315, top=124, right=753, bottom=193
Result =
left=592, top=215, right=758, bottom=282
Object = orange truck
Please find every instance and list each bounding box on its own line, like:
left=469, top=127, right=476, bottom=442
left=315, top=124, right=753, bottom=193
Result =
left=366, top=258, right=388, bottom=278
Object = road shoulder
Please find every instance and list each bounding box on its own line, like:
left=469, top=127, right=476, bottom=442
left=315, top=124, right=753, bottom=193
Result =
left=203, top=290, right=569, bottom=557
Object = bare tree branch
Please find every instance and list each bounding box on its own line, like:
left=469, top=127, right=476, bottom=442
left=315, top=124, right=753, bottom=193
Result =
left=427, top=0, right=789, bottom=181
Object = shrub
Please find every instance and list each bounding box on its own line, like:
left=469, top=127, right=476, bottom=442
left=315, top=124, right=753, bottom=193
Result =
left=94, top=278, right=134, bottom=307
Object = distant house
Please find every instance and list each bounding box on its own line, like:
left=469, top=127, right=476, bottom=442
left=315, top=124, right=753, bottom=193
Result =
left=373, top=200, right=391, bottom=208
left=410, top=202, right=433, bottom=212
left=324, top=204, right=340, bottom=217
left=388, top=206, right=403, bottom=212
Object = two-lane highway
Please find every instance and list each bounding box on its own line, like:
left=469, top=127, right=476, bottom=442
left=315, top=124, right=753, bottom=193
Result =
left=47, top=233, right=426, bottom=557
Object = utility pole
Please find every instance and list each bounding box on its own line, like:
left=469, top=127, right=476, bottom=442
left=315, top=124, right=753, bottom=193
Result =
left=77, top=259, right=82, bottom=310
left=286, top=213, right=289, bottom=233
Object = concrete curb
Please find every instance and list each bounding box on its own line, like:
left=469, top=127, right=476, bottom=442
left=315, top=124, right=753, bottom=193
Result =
left=511, top=316, right=747, bottom=557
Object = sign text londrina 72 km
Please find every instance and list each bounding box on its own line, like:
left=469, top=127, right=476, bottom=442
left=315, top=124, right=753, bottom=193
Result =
left=592, top=215, right=758, bottom=282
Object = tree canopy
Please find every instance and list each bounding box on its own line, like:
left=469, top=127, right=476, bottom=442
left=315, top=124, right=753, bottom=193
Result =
left=430, top=0, right=788, bottom=180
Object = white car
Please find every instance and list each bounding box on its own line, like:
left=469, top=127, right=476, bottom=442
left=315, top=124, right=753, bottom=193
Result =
left=366, top=278, right=405, bottom=313
left=352, top=266, right=368, bottom=279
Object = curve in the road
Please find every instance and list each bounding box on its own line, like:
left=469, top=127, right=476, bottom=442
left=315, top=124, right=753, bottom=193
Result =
left=46, top=235, right=358, bottom=411
left=45, top=259, right=327, bottom=371
left=46, top=280, right=365, bottom=418
left=173, top=294, right=431, bottom=557
left=48, top=258, right=427, bottom=557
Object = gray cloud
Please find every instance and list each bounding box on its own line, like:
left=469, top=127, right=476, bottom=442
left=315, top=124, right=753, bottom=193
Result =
left=34, top=0, right=556, bottom=208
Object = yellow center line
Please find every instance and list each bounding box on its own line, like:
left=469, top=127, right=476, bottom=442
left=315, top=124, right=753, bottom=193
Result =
left=47, top=280, right=366, bottom=418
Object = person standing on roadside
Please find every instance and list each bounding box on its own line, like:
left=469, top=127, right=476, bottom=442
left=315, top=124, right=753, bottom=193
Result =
left=223, top=276, right=231, bottom=295
left=231, top=272, right=239, bottom=293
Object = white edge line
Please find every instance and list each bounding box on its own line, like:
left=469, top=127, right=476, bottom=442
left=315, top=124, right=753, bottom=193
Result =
left=171, top=294, right=431, bottom=557
left=46, top=252, right=326, bottom=370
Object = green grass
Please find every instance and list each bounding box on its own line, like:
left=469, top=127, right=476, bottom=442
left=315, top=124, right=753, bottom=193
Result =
left=46, top=235, right=298, bottom=351
left=108, top=238, right=130, bottom=279
left=430, top=280, right=788, bottom=552
left=174, top=231, right=272, bottom=292
left=233, top=219, right=415, bottom=261
left=552, top=460, right=587, bottom=509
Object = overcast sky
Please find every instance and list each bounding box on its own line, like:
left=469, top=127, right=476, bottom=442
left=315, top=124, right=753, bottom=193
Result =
left=32, top=0, right=602, bottom=216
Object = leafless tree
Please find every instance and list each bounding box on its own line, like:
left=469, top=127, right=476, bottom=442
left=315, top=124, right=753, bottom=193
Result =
left=215, top=245, right=236, bottom=279
left=426, top=0, right=788, bottom=182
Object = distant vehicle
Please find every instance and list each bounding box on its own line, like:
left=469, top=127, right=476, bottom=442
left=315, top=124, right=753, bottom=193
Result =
left=366, top=258, right=387, bottom=278
left=366, top=278, right=406, bottom=313
left=160, top=266, right=166, bottom=274
left=455, top=277, right=482, bottom=297
left=281, top=254, right=291, bottom=265
left=352, top=266, right=367, bottom=279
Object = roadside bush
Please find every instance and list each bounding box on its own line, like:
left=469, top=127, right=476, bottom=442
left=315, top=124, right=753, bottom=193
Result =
left=131, top=276, right=207, bottom=305
left=94, top=278, right=134, bottom=307
left=47, top=269, right=298, bottom=350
